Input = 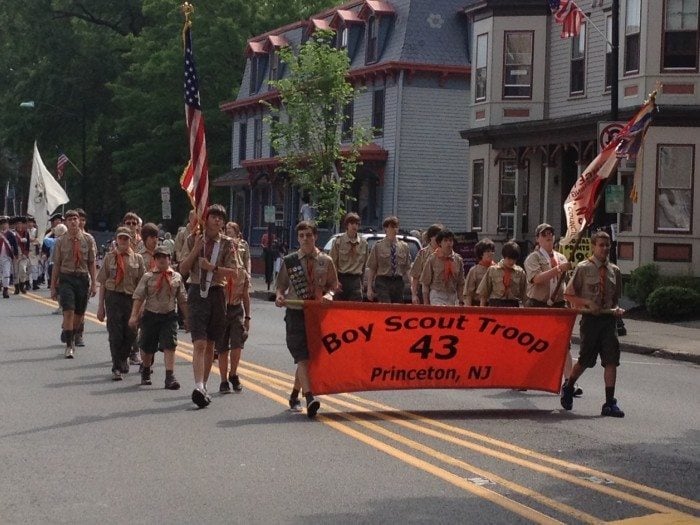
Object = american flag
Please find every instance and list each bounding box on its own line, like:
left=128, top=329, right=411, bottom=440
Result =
left=56, top=153, right=69, bottom=179
left=549, top=0, right=583, bottom=39
left=180, top=24, right=209, bottom=222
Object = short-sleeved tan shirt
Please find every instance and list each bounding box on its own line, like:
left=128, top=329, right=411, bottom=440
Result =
left=133, top=269, right=187, bottom=314
left=477, top=260, right=527, bottom=303
left=524, top=249, right=569, bottom=304
left=463, top=262, right=493, bottom=305
left=174, top=225, right=192, bottom=263
left=139, top=247, right=158, bottom=272
left=186, top=233, right=240, bottom=286
left=96, top=250, right=146, bottom=295
left=225, top=268, right=251, bottom=305
left=410, top=245, right=437, bottom=280
left=330, top=233, right=368, bottom=275
left=53, top=231, right=96, bottom=275
left=276, top=249, right=338, bottom=310
left=367, top=237, right=411, bottom=277
left=419, top=251, right=465, bottom=298
left=564, top=257, right=621, bottom=309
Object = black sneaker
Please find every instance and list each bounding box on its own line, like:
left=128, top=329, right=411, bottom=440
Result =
left=164, top=376, right=180, bottom=390
left=289, top=397, right=302, bottom=412
left=229, top=374, right=243, bottom=392
left=141, top=367, right=152, bottom=386
left=306, top=397, right=321, bottom=419
left=562, top=379, right=583, bottom=398
left=219, top=381, right=232, bottom=394
left=560, top=383, right=574, bottom=411
left=601, top=399, right=625, bottom=418
left=112, top=370, right=122, bottom=381
left=192, top=387, right=211, bottom=408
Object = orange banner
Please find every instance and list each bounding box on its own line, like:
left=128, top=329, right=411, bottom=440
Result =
left=305, top=302, right=577, bottom=395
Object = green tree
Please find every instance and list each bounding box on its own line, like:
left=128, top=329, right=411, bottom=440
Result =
left=267, top=30, right=369, bottom=228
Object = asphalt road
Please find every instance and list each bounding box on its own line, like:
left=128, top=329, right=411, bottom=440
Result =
left=1, top=289, right=698, bottom=524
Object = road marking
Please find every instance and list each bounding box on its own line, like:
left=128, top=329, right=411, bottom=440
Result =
left=606, top=512, right=698, bottom=524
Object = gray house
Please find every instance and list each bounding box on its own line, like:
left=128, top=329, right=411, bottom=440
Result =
left=217, top=0, right=471, bottom=268
left=461, top=0, right=700, bottom=276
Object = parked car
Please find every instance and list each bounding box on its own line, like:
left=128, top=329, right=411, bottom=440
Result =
left=323, top=231, right=422, bottom=302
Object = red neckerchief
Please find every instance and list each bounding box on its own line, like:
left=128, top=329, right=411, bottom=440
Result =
left=156, top=269, right=173, bottom=297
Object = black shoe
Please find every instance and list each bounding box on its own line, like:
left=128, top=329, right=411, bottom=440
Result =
left=32, top=281, right=39, bottom=290
left=560, top=383, right=574, bottom=411
left=192, top=387, right=211, bottom=408
left=229, top=374, right=243, bottom=392
left=141, top=367, right=152, bottom=386
left=306, top=397, right=320, bottom=419
left=19, top=282, right=27, bottom=294
left=562, top=379, right=583, bottom=398
left=14, top=285, right=19, bottom=295
left=112, top=370, right=122, bottom=381
left=164, top=376, right=181, bottom=390
left=219, top=381, right=232, bottom=394
left=2, top=287, right=8, bottom=298
left=289, top=397, right=302, bottom=412
left=601, top=398, right=625, bottom=418
left=74, top=334, right=85, bottom=347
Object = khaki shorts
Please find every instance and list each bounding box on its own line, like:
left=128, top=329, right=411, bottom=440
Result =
left=578, top=315, right=620, bottom=368
left=58, top=273, right=90, bottom=314
left=216, top=303, right=248, bottom=353
left=187, top=286, right=226, bottom=343
left=140, top=310, right=178, bottom=353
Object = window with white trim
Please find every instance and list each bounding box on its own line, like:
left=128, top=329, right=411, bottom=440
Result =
left=475, top=33, right=488, bottom=102
left=570, top=22, right=586, bottom=95
left=503, top=31, right=533, bottom=99
left=471, top=160, right=484, bottom=231
left=663, top=0, right=699, bottom=70
left=624, top=0, right=641, bottom=73
left=498, top=160, right=529, bottom=234
left=656, top=144, right=694, bottom=233
left=605, top=15, right=613, bottom=89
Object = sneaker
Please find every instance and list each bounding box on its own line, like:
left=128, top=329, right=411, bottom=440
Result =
left=560, top=383, right=574, bottom=411
left=229, top=374, right=243, bottom=392
left=191, top=387, right=211, bottom=408
left=289, top=397, right=302, bottom=412
left=306, top=397, right=321, bottom=419
left=64, top=346, right=74, bottom=359
left=562, top=379, right=583, bottom=398
left=601, top=399, right=625, bottom=418
left=129, top=352, right=142, bottom=366
left=52, top=307, right=62, bottom=315
left=164, top=376, right=181, bottom=390
left=219, top=381, right=232, bottom=394
left=2, top=287, right=8, bottom=298
left=74, top=334, right=85, bottom=347
left=112, top=370, right=122, bottom=381
left=141, top=367, right=152, bottom=386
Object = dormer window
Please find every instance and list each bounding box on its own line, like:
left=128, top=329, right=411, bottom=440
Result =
left=269, top=50, right=280, bottom=83
left=366, top=15, right=379, bottom=63
left=339, top=26, right=349, bottom=49
left=249, top=56, right=260, bottom=94
left=245, top=40, right=267, bottom=95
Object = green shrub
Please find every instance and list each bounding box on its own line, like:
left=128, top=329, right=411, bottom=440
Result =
left=646, top=286, right=700, bottom=320
left=626, top=264, right=660, bottom=304
left=660, top=275, right=700, bottom=294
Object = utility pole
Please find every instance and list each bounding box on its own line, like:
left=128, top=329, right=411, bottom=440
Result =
left=611, top=0, right=619, bottom=120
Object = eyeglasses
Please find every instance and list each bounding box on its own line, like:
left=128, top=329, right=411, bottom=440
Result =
left=124, top=221, right=137, bottom=226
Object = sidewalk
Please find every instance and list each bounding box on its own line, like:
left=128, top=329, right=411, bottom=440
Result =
left=249, top=275, right=700, bottom=365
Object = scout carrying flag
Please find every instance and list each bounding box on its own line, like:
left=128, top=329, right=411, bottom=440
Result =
left=562, top=93, right=656, bottom=245
left=180, top=2, right=210, bottom=223
left=27, top=142, right=70, bottom=244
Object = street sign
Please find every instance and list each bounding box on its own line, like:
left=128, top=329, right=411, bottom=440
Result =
left=162, top=201, right=172, bottom=220
left=160, top=187, right=170, bottom=202
left=264, top=205, right=276, bottom=223
left=597, top=121, right=624, bottom=152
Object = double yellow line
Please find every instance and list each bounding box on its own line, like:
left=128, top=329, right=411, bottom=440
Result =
left=24, top=292, right=700, bottom=524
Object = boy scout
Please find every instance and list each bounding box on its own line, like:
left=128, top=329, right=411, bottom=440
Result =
left=50, top=210, right=97, bottom=358
left=129, top=246, right=187, bottom=390
left=73, top=208, right=97, bottom=348
left=180, top=204, right=241, bottom=409
left=562, top=231, right=625, bottom=417
left=96, top=227, right=146, bottom=380
left=275, top=221, right=338, bottom=418
left=463, top=238, right=496, bottom=306
left=410, top=224, right=442, bottom=304
left=477, top=241, right=526, bottom=307
left=366, top=216, right=411, bottom=303
left=420, top=229, right=465, bottom=306
left=329, top=212, right=368, bottom=301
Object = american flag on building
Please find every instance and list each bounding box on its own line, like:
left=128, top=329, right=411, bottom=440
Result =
left=180, top=22, right=209, bottom=222
left=56, top=153, right=69, bottom=179
left=549, top=0, right=583, bottom=38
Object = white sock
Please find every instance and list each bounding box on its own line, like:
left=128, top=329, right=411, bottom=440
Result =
left=196, top=382, right=204, bottom=391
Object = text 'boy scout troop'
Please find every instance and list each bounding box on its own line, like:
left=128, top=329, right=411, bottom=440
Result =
left=9, top=203, right=627, bottom=419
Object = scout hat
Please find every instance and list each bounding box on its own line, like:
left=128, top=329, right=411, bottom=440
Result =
left=153, top=246, right=171, bottom=258
left=535, top=223, right=555, bottom=236
left=116, top=226, right=132, bottom=239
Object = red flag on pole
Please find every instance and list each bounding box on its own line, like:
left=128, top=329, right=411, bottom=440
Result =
left=56, top=153, right=69, bottom=179
left=180, top=16, right=209, bottom=223
left=562, top=95, right=656, bottom=244
left=549, top=0, right=583, bottom=38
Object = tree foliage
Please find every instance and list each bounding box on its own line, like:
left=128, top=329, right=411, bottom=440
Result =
left=267, top=31, right=369, bottom=228
left=0, top=0, right=339, bottom=227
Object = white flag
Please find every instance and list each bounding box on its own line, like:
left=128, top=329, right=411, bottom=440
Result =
left=27, top=142, right=69, bottom=244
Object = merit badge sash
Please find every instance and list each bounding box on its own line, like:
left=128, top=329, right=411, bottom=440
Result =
left=284, top=253, right=313, bottom=300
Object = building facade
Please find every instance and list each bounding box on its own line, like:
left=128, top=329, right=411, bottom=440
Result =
left=461, top=0, right=700, bottom=276
left=217, top=0, right=471, bottom=263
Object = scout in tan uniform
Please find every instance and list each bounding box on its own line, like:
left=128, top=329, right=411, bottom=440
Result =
left=215, top=259, right=251, bottom=393
left=419, top=229, right=465, bottom=306
left=329, top=212, right=368, bottom=301
left=174, top=211, right=197, bottom=329
left=477, top=241, right=526, bottom=307
left=129, top=246, right=188, bottom=390
left=180, top=204, right=241, bottom=408
left=74, top=208, right=98, bottom=348
left=366, top=216, right=411, bottom=304
left=275, top=221, right=337, bottom=418
left=463, top=238, right=496, bottom=306
left=139, top=223, right=160, bottom=272
left=225, top=221, right=251, bottom=275
left=523, top=223, right=580, bottom=396
left=562, top=231, right=625, bottom=417
left=409, top=224, right=442, bottom=304
left=96, top=227, right=146, bottom=380
left=51, top=210, right=97, bottom=358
